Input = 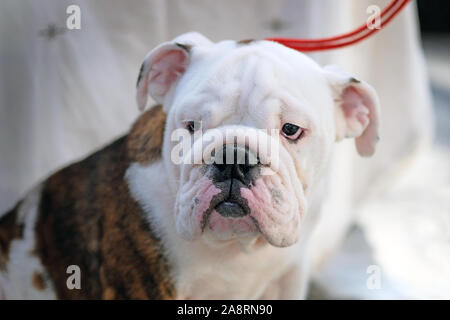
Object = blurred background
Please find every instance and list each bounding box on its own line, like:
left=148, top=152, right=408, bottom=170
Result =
left=0, top=0, right=448, bottom=299
left=311, top=0, right=450, bottom=299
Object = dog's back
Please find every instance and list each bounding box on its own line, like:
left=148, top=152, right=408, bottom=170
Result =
left=0, top=106, right=175, bottom=299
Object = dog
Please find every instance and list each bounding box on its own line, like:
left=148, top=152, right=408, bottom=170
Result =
left=0, top=32, right=379, bottom=299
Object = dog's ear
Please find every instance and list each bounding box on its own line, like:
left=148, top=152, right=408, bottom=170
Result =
left=324, top=65, right=380, bottom=157
left=136, top=32, right=212, bottom=111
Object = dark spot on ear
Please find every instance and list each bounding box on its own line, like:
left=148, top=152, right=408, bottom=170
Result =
left=349, top=77, right=361, bottom=84
left=32, top=272, right=47, bottom=291
left=136, top=62, right=145, bottom=88
left=175, top=43, right=192, bottom=52
left=237, top=39, right=255, bottom=45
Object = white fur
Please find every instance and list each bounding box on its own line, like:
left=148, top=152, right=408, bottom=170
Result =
left=125, top=33, right=380, bottom=299
left=159, top=39, right=337, bottom=250
left=0, top=185, right=56, bottom=299
left=126, top=161, right=308, bottom=299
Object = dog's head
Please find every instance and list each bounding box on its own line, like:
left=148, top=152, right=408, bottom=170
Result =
left=136, top=32, right=380, bottom=248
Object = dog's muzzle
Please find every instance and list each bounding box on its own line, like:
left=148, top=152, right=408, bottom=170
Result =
left=210, top=144, right=260, bottom=218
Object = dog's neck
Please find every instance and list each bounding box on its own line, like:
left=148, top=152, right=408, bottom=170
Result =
left=126, top=158, right=310, bottom=299
left=125, top=105, right=314, bottom=299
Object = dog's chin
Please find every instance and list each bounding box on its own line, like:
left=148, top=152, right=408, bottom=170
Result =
left=176, top=170, right=302, bottom=248
left=200, top=189, right=300, bottom=249
left=204, top=208, right=257, bottom=237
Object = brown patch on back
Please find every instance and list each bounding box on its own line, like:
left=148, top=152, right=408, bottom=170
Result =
left=127, top=105, right=166, bottom=165
left=0, top=203, right=24, bottom=269
left=237, top=39, right=255, bottom=45
left=32, top=272, right=46, bottom=291
left=102, top=287, right=116, bottom=300
left=34, top=105, right=174, bottom=299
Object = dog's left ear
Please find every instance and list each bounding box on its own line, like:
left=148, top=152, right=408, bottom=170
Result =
left=324, top=65, right=381, bottom=157
left=136, top=32, right=212, bottom=111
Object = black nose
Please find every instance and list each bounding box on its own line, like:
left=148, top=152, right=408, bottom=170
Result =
left=212, top=144, right=260, bottom=186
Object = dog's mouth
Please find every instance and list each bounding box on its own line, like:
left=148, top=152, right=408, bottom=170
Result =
left=214, top=181, right=250, bottom=218
left=189, top=173, right=301, bottom=248
left=215, top=201, right=247, bottom=218
left=200, top=195, right=260, bottom=245
left=200, top=179, right=253, bottom=233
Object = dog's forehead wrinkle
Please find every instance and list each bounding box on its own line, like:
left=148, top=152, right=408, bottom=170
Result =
left=175, top=90, right=220, bottom=124
left=176, top=42, right=326, bottom=133
left=224, top=57, right=279, bottom=126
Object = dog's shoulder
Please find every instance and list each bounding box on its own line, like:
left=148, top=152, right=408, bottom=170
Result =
left=127, top=104, right=166, bottom=165
left=1, top=105, right=174, bottom=299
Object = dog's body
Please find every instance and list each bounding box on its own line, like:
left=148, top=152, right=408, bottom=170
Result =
left=0, top=33, right=380, bottom=299
left=0, top=106, right=307, bottom=299
left=0, top=107, right=175, bottom=299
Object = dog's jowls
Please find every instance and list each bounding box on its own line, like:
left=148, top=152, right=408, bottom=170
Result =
left=0, top=32, right=380, bottom=299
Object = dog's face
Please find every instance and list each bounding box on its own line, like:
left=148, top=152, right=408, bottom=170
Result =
left=136, top=33, right=380, bottom=248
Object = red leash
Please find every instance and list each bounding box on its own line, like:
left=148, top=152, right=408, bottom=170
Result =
left=266, top=0, right=411, bottom=52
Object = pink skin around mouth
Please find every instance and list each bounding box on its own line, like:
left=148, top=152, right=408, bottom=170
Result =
left=240, top=179, right=299, bottom=247
left=192, top=179, right=221, bottom=235
left=194, top=178, right=298, bottom=245
left=207, top=210, right=256, bottom=235
left=193, top=178, right=257, bottom=237
left=240, top=183, right=272, bottom=233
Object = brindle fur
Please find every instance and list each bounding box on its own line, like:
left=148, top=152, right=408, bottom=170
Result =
left=1, top=105, right=174, bottom=299
left=0, top=202, right=24, bottom=269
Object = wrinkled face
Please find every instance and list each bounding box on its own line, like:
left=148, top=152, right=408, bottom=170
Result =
left=164, top=43, right=336, bottom=248
left=137, top=34, right=380, bottom=249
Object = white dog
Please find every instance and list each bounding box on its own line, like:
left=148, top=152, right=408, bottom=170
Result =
left=0, top=32, right=379, bottom=299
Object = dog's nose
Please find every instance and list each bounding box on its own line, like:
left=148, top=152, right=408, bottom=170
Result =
left=212, top=144, right=260, bottom=185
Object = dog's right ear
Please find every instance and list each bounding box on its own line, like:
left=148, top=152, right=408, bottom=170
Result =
left=136, top=32, right=212, bottom=111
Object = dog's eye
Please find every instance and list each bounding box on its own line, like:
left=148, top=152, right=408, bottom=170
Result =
left=281, top=123, right=304, bottom=140
left=183, top=121, right=200, bottom=134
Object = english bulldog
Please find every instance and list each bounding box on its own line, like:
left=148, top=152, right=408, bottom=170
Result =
left=0, top=32, right=379, bottom=299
